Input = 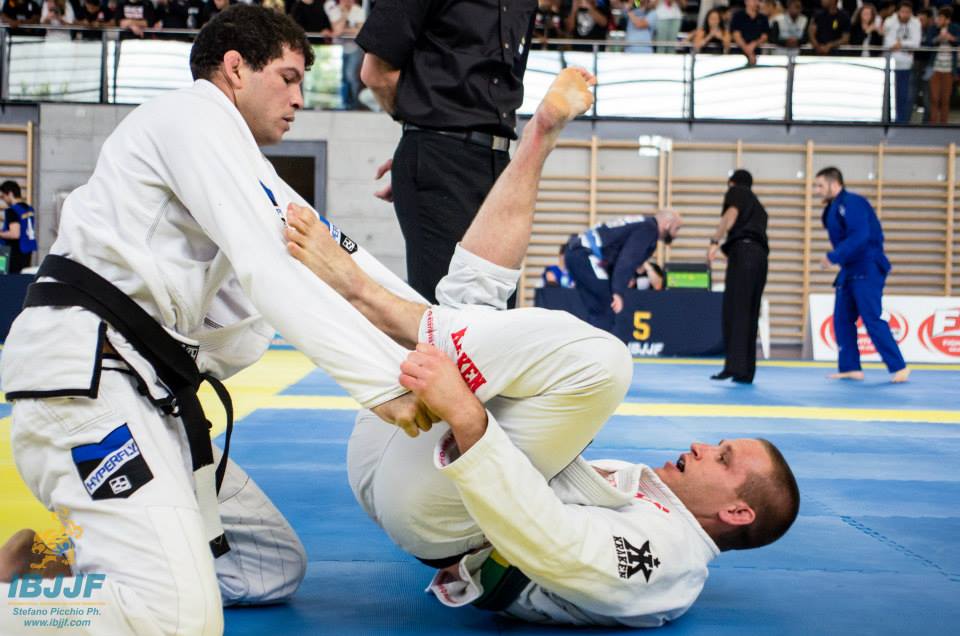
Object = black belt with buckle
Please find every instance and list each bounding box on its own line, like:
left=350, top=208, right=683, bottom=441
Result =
left=402, top=123, right=510, bottom=152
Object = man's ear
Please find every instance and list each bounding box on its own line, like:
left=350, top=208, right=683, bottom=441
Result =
left=221, top=50, right=245, bottom=89
left=718, top=501, right=756, bottom=527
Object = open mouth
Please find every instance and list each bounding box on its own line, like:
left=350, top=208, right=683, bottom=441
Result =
left=676, top=455, right=686, bottom=472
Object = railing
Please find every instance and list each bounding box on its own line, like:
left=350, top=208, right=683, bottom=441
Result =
left=1, top=25, right=957, bottom=124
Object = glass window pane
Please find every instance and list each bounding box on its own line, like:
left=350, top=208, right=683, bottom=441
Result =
left=8, top=36, right=105, bottom=103
left=693, top=54, right=788, bottom=120
left=792, top=56, right=885, bottom=122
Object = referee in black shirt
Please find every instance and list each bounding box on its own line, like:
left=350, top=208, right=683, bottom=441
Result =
left=357, top=0, right=538, bottom=304
left=707, top=169, right=769, bottom=384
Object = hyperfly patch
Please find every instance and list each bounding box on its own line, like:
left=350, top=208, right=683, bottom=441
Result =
left=71, top=424, right=153, bottom=500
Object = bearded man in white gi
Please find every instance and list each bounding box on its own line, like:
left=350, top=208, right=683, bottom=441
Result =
left=282, top=68, right=802, bottom=628
left=0, top=5, right=434, bottom=635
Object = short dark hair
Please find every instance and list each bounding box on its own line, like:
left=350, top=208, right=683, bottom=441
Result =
left=729, top=169, right=753, bottom=189
left=815, top=166, right=845, bottom=186
left=920, top=7, right=934, bottom=18
left=0, top=180, right=22, bottom=198
left=938, top=6, right=952, bottom=18
left=189, top=4, right=315, bottom=81
left=722, top=439, right=801, bottom=550
left=897, top=0, right=913, bottom=10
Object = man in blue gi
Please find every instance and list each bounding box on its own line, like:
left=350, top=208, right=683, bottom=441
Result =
left=814, top=166, right=910, bottom=383
left=564, top=210, right=682, bottom=331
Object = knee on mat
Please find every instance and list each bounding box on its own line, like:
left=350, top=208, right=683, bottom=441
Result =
left=150, top=575, right=224, bottom=635
left=220, top=529, right=308, bottom=607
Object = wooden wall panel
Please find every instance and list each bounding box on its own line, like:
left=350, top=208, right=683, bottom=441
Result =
left=522, top=138, right=960, bottom=345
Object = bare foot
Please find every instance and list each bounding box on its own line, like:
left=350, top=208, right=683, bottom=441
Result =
left=0, top=529, right=38, bottom=582
left=891, top=367, right=911, bottom=383
left=285, top=204, right=366, bottom=300
left=828, top=370, right=865, bottom=381
left=533, top=67, right=596, bottom=141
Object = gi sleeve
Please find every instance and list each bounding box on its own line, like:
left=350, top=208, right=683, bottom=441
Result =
left=437, top=417, right=705, bottom=621
left=355, top=0, right=433, bottom=69
left=827, top=198, right=870, bottom=266
left=610, top=223, right=658, bottom=298
left=149, top=100, right=409, bottom=409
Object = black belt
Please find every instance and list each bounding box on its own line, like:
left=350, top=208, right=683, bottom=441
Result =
left=472, top=550, right=530, bottom=612
left=21, top=255, right=233, bottom=558
left=402, top=123, right=510, bottom=152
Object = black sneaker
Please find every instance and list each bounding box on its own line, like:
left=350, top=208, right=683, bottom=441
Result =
left=710, top=371, right=733, bottom=381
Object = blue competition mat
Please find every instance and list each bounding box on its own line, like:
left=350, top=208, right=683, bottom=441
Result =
left=221, top=364, right=960, bottom=635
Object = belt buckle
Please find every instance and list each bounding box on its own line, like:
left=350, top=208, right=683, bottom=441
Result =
left=491, top=136, right=509, bottom=152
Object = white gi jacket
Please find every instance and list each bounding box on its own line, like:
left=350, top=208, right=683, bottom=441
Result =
left=430, top=416, right=719, bottom=628
left=1, top=80, right=407, bottom=407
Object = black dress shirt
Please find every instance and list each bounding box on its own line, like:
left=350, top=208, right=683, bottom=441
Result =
left=721, top=186, right=769, bottom=254
left=357, top=0, right=538, bottom=138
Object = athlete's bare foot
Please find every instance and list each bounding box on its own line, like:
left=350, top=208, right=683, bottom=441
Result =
left=531, top=67, right=596, bottom=143
left=285, top=203, right=367, bottom=301
left=828, top=370, right=865, bottom=381
left=891, top=367, right=911, bottom=383
left=0, top=529, right=39, bottom=582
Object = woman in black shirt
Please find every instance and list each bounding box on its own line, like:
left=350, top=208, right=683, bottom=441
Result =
left=849, top=2, right=883, bottom=55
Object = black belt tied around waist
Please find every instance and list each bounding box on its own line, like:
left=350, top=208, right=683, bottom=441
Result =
left=472, top=549, right=530, bottom=612
left=402, top=122, right=511, bottom=152
left=22, top=255, right=233, bottom=558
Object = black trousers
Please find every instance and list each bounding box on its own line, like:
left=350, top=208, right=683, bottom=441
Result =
left=391, top=131, right=511, bottom=304
left=721, top=241, right=768, bottom=381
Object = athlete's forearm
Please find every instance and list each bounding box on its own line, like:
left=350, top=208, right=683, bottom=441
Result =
left=346, top=275, right=426, bottom=350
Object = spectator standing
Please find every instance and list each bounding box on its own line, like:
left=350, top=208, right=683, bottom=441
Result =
left=117, top=0, right=156, bottom=36
left=290, top=0, right=333, bottom=36
left=707, top=169, right=768, bottom=385
left=1, top=0, right=41, bottom=35
left=328, top=0, right=365, bottom=109
left=760, top=0, right=781, bottom=20
left=849, top=2, right=883, bottom=55
left=809, top=0, right=851, bottom=54
left=815, top=166, right=910, bottom=383
left=200, top=0, right=230, bottom=26
left=154, top=0, right=205, bottom=29
left=730, top=0, right=770, bottom=64
left=770, top=0, right=808, bottom=52
left=688, top=7, right=730, bottom=51
left=697, top=0, right=728, bottom=30
left=884, top=0, right=922, bottom=122
left=625, top=0, right=658, bottom=52
left=356, top=0, right=538, bottom=304
left=925, top=6, right=959, bottom=123
left=565, top=0, right=612, bottom=51
left=915, top=8, right=935, bottom=122
left=533, top=0, right=566, bottom=48
left=74, top=0, right=114, bottom=38
left=0, top=181, right=37, bottom=274
left=40, top=0, right=74, bottom=39
left=654, top=0, right=685, bottom=51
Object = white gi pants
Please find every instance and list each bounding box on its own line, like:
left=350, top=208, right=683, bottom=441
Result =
left=2, top=370, right=306, bottom=635
left=348, top=246, right=633, bottom=560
